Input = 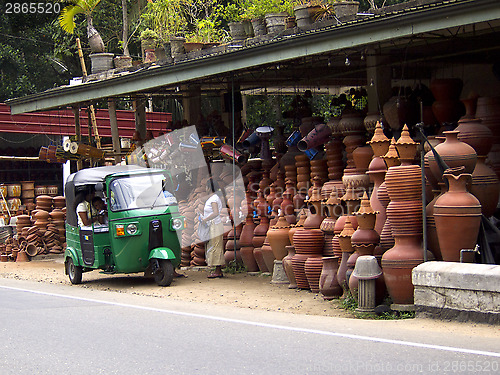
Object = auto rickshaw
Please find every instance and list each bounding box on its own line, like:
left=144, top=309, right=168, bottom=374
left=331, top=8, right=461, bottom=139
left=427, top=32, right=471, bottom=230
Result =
left=64, top=165, right=184, bottom=286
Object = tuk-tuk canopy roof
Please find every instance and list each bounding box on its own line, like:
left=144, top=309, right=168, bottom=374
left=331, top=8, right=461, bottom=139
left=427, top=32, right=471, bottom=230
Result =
left=70, top=165, right=153, bottom=187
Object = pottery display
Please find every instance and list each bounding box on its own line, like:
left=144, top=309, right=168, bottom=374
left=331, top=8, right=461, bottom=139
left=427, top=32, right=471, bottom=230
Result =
left=434, top=172, right=482, bottom=262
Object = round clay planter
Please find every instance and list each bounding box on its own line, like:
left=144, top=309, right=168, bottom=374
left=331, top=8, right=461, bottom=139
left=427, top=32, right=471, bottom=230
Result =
left=338, top=111, right=365, bottom=135
left=433, top=173, right=482, bottom=262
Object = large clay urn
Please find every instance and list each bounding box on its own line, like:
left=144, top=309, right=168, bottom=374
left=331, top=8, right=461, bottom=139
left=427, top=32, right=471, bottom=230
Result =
left=434, top=172, right=482, bottom=262
left=455, top=118, right=492, bottom=157
left=319, top=256, right=343, bottom=300
left=430, top=78, right=465, bottom=126
left=470, top=156, right=500, bottom=217
left=267, top=214, right=291, bottom=261
left=427, top=130, right=477, bottom=183
left=381, top=235, right=425, bottom=305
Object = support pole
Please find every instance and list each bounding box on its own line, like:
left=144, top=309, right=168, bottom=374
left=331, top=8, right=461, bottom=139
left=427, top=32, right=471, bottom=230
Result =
left=72, top=106, right=83, bottom=171
left=76, top=38, right=101, bottom=149
left=108, top=98, right=122, bottom=164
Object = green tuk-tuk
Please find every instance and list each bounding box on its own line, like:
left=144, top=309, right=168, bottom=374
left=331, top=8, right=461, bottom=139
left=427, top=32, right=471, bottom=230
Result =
left=64, top=165, right=184, bottom=286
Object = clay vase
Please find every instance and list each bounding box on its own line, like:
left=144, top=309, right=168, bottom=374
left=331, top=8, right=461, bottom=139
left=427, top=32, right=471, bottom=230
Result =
left=383, top=96, right=419, bottom=131
left=305, top=256, right=323, bottom=293
left=267, top=215, right=291, bottom=261
left=427, top=131, right=477, bottom=183
left=434, top=173, right=482, bottom=262
left=283, top=245, right=297, bottom=288
left=319, top=256, right=343, bottom=300
left=470, top=156, right=500, bottom=217
left=381, top=235, right=425, bottom=305
left=337, top=217, right=355, bottom=293
left=260, top=236, right=276, bottom=272
left=455, top=118, right=493, bottom=157
left=426, top=187, right=445, bottom=261
left=430, top=78, right=465, bottom=125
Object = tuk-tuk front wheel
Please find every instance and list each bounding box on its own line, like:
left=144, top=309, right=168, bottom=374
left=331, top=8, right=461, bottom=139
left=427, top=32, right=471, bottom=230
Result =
left=66, top=258, right=82, bottom=285
left=153, top=259, right=174, bottom=286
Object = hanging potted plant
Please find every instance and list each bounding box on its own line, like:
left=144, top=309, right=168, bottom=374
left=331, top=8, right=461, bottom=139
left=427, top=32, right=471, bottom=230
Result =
left=59, top=0, right=114, bottom=74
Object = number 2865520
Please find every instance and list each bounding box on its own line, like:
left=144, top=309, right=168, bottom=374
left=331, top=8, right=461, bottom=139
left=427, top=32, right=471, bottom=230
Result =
left=5, top=3, right=61, bottom=14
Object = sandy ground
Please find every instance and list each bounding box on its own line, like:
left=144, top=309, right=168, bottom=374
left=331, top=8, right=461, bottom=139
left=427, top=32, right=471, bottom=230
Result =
left=0, top=254, right=356, bottom=318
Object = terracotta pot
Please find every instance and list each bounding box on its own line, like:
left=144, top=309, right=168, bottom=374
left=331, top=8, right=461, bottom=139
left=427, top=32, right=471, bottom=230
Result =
left=338, top=111, right=365, bottom=135
left=381, top=235, right=425, bottom=305
left=305, top=256, right=323, bottom=293
left=291, top=253, right=310, bottom=289
left=383, top=96, right=419, bottom=131
left=470, top=156, right=500, bottom=217
left=427, top=131, right=477, bottom=182
left=267, top=216, right=291, bottom=261
left=239, top=217, right=256, bottom=247
left=434, top=173, right=482, bottom=262
left=319, top=256, right=343, bottom=300
left=430, top=78, right=463, bottom=101
left=260, top=237, right=275, bottom=272
left=253, top=247, right=269, bottom=272
left=426, top=188, right=443, bottom=260
left=431, top=99, right=465, bottom=125
left=455, top=118, right=493, bottom=157
left=283, top=245, right=297, bottom=288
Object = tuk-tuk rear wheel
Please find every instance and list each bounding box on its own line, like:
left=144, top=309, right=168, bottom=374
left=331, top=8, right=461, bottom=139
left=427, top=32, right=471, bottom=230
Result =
left=153, top=259, right=174, bottom=286
left=67, top=258, right=82, bottom=284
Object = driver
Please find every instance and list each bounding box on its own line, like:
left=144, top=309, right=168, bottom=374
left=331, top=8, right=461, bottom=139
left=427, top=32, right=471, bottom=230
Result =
left=77, top=187, right=98, bottom=227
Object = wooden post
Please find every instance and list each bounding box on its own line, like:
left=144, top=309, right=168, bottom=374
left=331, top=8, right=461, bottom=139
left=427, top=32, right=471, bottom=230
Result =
left=133, top=96, right=147, bottom=146
left=72, top=106, right=83, bottom=171
left=76, top=37, right=101, bottom=149
left=108, top=98, right=122, bottom=164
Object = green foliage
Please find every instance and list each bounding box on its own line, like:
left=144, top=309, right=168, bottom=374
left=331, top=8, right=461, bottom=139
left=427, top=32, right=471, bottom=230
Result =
left=186, top=18, right=226, bottom=43
left=58, top=0, right=102, bottom=34
left=222, top=260, right=247, bottom=274
left=141, top=0, right=186, bottom=42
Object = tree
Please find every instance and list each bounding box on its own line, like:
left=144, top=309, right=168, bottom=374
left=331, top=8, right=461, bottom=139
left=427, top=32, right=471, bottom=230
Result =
left=59, top=0, right=105, bottom=53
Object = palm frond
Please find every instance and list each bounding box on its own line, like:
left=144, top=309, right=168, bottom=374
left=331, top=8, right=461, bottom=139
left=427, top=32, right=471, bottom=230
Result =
left=59, top=4, right=85, bottom=34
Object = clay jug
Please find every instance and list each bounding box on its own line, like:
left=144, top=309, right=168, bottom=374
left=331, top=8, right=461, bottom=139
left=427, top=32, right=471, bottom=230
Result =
left=470, top=156, right=500, bottom=217
left=434, top=172, right=482, bottom=262
left=455, top=118, right=493, bottom=157
left=319, top=256, right=343, bottom=300
left=267, top=215, right=291, bottom=261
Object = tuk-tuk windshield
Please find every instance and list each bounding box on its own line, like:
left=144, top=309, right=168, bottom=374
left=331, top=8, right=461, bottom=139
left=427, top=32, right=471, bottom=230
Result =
left=109, top=173, right=177, bottom=211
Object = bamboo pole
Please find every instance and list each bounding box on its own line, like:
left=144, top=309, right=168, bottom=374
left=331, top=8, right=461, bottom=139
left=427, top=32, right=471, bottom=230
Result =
left=76, top=38, right=101, bottom=150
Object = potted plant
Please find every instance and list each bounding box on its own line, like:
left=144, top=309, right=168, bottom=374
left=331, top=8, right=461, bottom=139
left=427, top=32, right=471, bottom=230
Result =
left=329, top=0, right=360, bottom=20
left=59, top=0, right=114, bottom=73
left=140, top=28, right=159, bottom=63
left=141, top=0, right=187, bottom=61
left=263, top=0, right=294, bottom=34
left=185, top=19, right=224, bottom=52
left=241, top=0, right=269, bottom=37
left=292, top=0, right=327, bottom=30
left=224, top=2, right=249, bottom=41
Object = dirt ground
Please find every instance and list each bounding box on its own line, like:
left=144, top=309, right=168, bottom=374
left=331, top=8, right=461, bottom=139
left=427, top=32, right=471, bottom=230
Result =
left=0, top=254, right=356, bottom=318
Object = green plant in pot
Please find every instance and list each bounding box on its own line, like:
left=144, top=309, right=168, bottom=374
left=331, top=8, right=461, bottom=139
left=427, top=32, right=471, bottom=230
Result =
left=224, top=1, right=250, bottom=40
left=59, top=0, right=114, bottom=73
left=59, top=0, right=105, bottom=53
left=292, top=0, right=329, bottom=29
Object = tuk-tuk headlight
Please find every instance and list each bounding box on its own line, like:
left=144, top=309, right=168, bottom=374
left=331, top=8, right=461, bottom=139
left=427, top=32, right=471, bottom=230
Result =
left=126, top=223, right=138, bottom=235
left=171, top=218, right=183, bottom=231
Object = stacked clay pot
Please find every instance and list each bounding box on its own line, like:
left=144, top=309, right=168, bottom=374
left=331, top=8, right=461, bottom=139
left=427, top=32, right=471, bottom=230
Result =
left=434, top=170, right=482, bottom=262
left=239, top=189, right=258, bottom=272
left=224, top=223, right=243, bottom=266
left=294, top=154, right=310, bottom=210
left=348, top=192, right=380, bottom=294
left=367, top=122, right=391, bottom=235
left=252, top=189, right=270, bottom=272
left=292, top=177, right=325, bottom=290
left=381, top=126, right=426, bottom=306
left=36, top=195, right=52, bottom=212
left=337, top=216, right=356, bottom=294
left=321, top=139, right=345, bottom=200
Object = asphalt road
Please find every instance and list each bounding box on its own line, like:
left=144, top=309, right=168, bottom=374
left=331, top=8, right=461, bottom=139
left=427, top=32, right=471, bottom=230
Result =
left=0, top=279, right=499, bottom=375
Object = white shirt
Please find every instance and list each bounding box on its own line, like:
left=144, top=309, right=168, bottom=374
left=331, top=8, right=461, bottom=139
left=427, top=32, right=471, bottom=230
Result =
left=76, top=201, right=91, bottom=227
left=203, top=193, right=223, bottom=225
